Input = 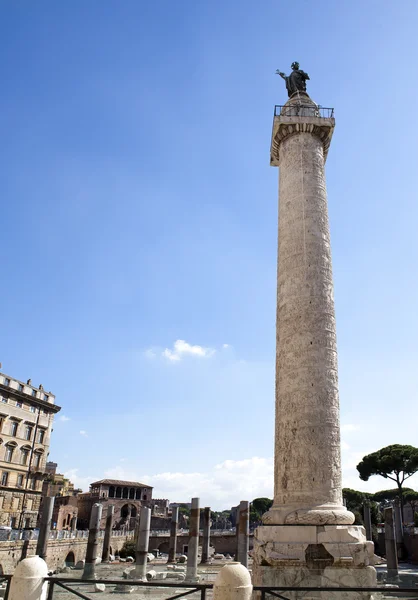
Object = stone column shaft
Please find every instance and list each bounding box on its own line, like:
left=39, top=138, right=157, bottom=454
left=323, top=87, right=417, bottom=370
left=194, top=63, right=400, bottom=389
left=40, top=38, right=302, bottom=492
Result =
left=264, top=112, right=352, bottom=526
left=384, top=507, right=398, bottom=579
left=134, top=507, right=151, bottom=580
left=363, top=504, right=372, bottom=541
left=237, top=501, right=249, bottom=567
left=186, top=497, right=200, bottom=581
left=70, top=516, right=77, bottom=532
left=102, top=504, right=114, bottom=562
left=168, top=506, right=179, bottom=563
left=200, top=506, right=211, bottom=564
left=36, top=496, right=55, bottom=561
left=82, top=503, right=103, bottom=580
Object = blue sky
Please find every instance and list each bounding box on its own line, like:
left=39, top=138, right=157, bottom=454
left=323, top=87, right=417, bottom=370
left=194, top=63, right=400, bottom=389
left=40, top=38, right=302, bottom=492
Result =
left=1, top=1, right=418, bottom=509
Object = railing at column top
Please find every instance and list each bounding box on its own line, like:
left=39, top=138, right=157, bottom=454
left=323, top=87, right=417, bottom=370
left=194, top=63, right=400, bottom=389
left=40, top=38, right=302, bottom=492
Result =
left=274, top=105, right=334, bottom=118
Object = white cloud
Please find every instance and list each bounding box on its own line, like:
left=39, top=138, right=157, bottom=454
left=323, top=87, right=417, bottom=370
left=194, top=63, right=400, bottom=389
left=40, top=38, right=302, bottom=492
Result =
left=79, top=430, right=88, bottom=437
left=162, top=340, right=215, bottom=362
left=341, top=423, right=361, bottom=432
left=222, top=343, right=230, bottom=349
left=64, top=468, right=97, bottom=492
left=103, top=457, right=273, bottom=509
left=59, top=415, right=70, bottom=422
left=144, top=349, right=156, bottom=359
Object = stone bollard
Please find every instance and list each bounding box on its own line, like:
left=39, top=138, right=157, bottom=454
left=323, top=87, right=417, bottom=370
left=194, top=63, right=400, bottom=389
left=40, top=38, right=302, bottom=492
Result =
left=213, top=562, right=252, bottom=600
left=9, top=556, right=49, bottom=600
left=102, top=505, right=114, bottom=562
left=134, top=507, right=151, bottom=580
left=167, top=506, right=179, bottom=563
left=36, top=496, right=55, bottom=561
left=82, top=503, right=103, bottom=580
left=236, top=501, right=249, bottom=568
left=186, top=497, right=200, bottom=582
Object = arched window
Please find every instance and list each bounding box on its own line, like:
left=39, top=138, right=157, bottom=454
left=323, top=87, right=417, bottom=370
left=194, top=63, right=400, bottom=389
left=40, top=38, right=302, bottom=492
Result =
left=122, top=487, right=128, bottom=499
left=4, top=442, right=17, bottom=463
left=135, top=489, right=141, bottom=500
left=20, top=446, right=31, bottom=466
left=131, top=506, right=137, bottom=518
left=33, top=451, right=43, bottom=468
left=143, top=495, right=147, bottom=501
left=116, top=487, right=122, bottom=498
left=109, top=486, right=115, bottom=498
left=129, top=488, right=135, bottom=499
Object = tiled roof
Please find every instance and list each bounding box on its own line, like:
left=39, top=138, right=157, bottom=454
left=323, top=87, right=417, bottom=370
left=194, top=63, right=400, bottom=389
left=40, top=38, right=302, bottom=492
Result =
left=90, top=479, right=152, bottom=488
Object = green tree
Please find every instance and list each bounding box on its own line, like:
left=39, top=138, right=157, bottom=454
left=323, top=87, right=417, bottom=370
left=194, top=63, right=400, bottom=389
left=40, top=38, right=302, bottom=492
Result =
left=403, top=490, right=418, bottom=523
left=250, top=498, right=272, bottom=524
left=357, top=444, right=418, bottom=519
left=342, top=488, right=380, bottom=526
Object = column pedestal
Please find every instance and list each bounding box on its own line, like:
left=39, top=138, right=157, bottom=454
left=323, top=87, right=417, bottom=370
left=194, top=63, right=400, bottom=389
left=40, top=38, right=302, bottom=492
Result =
left=253, top=524, right=375, bottom=597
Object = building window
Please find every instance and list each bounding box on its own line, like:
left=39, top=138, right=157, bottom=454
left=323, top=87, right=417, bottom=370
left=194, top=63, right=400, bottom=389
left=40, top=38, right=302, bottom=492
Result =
left=10, top=421, right=18, bottom=436
left=29, top=406, right=36, bottom=413
left=135, top=488, right=141, bottom=500
left=44, top=394, right=49, bottom=402
left=30, top=477, right=36, bottom=490
left=37, top=430, right=45, bottom=444
left=1, top=472, right=8, bottom=486
left=34, top=453, right=42, bottom=468
left=24, top=517, right=31, bottom=528
left=16, top=400, right=22, bottom=408
left=31, top=390, right=36, bottom=398
left=109, top=486, right=115, bottom=498
left=17, top=474, right=24, bottom=487
left=25, top=426, right=33, bottom=441
left=42, top=409, right=48, bottom=415
left=4, top=378, right=10, bottom=386
left=21, top=449, right=30, bottom=466
left=5, top=445, right=14, bottom=462
left=18, top=384, right=24, bottom=392
left=1, top=396, right=8, bottom=404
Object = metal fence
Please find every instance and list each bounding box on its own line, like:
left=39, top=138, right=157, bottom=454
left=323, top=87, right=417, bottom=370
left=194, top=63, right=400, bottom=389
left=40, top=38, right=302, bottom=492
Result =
left=45, top=578, right=212, bottom=600
left=274, top=105, right=334, bottom=118
left=41, top=580, right=418, bottom=600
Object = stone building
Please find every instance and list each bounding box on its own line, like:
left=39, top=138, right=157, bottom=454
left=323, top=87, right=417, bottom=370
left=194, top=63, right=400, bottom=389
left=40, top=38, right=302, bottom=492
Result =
left=76, top=479, right=153, bottom=530
left=51, top=495, right=79, bottom=530
left=41, top=462, right=81, bottom=498
left=0, top=372, right=60, bottom=528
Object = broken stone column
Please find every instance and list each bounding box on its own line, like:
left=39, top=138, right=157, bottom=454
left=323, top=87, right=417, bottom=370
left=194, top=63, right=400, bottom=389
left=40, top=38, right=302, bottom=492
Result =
left=252, top=92, right=376, bottom=595
left=237, top=501, right=249, bottom=568
left=168, top=506, right=179, bottom=563
left=186, top=497, right=200, bottom=582
left=102, top=504, right=114, bottom=562
left=71, top=515, right=77, bottom=532
left=82, top=503, right=103, bottom=580
left=134, top=506, right=151, bottom=580
left=36, top=496, right=55, bottom=561
left=363, top=503, right=372, bottom=541
left=200, top=506, right=211, bottom=564
left=384, top=507, right=398, bottom=580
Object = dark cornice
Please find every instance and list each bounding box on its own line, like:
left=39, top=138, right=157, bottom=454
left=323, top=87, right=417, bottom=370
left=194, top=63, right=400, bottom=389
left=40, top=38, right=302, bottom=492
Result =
left=0, top=384, right=61, bottom=414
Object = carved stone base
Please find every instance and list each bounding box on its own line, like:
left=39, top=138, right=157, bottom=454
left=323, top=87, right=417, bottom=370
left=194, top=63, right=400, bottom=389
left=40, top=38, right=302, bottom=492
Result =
left=253, top=524, right=376, bottom=600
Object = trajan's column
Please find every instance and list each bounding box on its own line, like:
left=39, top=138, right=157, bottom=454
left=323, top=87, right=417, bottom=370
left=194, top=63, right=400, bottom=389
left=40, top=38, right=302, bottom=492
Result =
left=252, top=63, right=376, bottom=596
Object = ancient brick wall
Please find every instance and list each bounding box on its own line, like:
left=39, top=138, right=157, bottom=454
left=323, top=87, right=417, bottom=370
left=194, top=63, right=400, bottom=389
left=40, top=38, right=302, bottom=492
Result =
left=0, top=533, right=131, bottom=574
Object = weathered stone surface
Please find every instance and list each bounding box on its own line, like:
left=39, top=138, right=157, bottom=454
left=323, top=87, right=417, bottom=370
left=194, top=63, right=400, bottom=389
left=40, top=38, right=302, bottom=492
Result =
left=253, top=92, right=376, bottom=595
left=94, top=583, right=106, bottom=592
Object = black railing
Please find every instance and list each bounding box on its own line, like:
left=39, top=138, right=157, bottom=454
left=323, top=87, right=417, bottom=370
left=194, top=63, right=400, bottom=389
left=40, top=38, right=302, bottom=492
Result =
left=274, top=105, right=334, bottom=118
left=46, top=578, right=212, bottom=600
left=253, top=587, right=418, bottom=600
left=0, top=575, right=12, bottom=600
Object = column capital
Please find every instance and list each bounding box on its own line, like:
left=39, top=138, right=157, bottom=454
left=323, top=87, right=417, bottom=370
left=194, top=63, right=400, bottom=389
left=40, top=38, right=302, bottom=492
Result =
left=270, top=114, right=335, bottom=167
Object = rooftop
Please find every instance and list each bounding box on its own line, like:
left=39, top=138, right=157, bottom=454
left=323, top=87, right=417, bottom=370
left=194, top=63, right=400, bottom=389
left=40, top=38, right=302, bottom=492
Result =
left=90, top=479, right=153, bottom=488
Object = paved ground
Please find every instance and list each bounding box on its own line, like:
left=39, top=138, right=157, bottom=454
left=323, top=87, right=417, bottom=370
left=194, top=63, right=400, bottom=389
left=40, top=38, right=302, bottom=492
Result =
left=45, top=558, right=418, bottom=599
